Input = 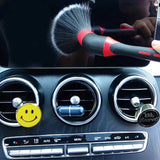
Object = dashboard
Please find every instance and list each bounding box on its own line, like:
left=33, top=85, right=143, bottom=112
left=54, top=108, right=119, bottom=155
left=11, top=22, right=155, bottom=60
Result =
left=0, top=0, right=160, bottom=160
left=0, top=68, right=159, bottom=159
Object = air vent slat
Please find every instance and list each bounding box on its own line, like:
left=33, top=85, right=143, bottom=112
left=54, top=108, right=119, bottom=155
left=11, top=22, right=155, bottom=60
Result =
left=117, top=98, right=152, bottom=101
left=58, top=99, right=94, bottom=102
left=0, top=102, right=12, bottom=104
left=0, top=91, right=32, bottom=93
left=0, top=112, right=16, bottom=114
left=120, top=108, right=138, bottom=111
left=121, top=88, right=148, bottom=91
left=61, top=89, right=90, bottom=92
left=113, top=76, right=156, bottom=123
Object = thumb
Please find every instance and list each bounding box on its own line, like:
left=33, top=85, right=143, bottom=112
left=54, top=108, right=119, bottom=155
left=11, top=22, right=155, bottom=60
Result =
left=151, top=40, right=160, bottom=53
left=120, top=23, right=133, bottom=29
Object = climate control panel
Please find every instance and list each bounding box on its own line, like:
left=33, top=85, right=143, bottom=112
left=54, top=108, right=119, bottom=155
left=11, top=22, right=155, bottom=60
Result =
left=3, top=131, right=147, bottom=159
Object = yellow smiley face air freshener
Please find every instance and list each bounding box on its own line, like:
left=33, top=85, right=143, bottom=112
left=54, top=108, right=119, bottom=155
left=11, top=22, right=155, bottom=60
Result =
left=16, top=104, right=42, bottom=128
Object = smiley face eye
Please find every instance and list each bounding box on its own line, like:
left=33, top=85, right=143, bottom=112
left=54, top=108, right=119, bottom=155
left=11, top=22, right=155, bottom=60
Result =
left=31, top=110, right=34, bottom=114
left=25, top=110, right=28, bottom=114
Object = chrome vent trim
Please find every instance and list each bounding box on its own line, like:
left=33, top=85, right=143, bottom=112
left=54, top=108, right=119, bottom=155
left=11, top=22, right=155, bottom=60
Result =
left=113, top=76, right=157, bottom=123
left=0, top=77, right=39, bottom=127
left=52, top=77, right=101, bottom=126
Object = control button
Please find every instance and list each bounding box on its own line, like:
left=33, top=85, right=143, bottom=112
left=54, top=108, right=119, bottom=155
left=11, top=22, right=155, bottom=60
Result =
left=67, top=145, right=89, bottom=155
left=68, top=135, right=86, bottom=143
left=9, top=150, right=20, bottom=157
left=112, top=135, right=122, bottom=141
left=41, top=149, right=52, bottom=155
left=73, top=137, right=83, bottom=142
left=40, top=147, right=64, bottom=156
left=94, top=136, right=103, bottom=141
left=92, top=145, right=114, bottom=153
left=30, top=149, right=41, bottom=156
left=33, top=138, right=40, bottom=144
left=103, top=145, right=114, bottom=152
left=122, top=144, right=134, bottom=150
left=104, top=136, right=111, bottom=141
left=52, top=137, right=64, bottom=144
left=124, top=136, right=130, bottom=140
left=86, top=134, right=110, bottom=142
left=132, top=144, right=143, bottom=150
left=41, top=138, right=52, bottom=144
left=92, top=146, right=104, bottom=153
left=51, top=148, right=63, bottom=155
left=113, top=145, right=123, bottom=151
left=19, top=150, right=31, bottom=156
left=22, top=139, right=30, bottom=145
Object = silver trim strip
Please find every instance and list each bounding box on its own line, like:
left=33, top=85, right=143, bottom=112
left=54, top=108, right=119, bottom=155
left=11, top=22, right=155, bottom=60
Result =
left=52, top=77, right=101, bottom=126
left=113, top=76, right=157, bottom=123
left=0, top=77, right=39, bottom=127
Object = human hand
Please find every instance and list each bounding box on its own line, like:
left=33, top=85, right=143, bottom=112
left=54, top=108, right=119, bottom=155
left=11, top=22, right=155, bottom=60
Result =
left=133, top=17, right=156, bottom=38
left=120, top=17, right=156, bottom=46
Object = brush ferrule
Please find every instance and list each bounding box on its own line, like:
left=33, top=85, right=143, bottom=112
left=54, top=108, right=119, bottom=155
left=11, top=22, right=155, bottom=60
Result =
left=77, top=29, right=93, bottom=46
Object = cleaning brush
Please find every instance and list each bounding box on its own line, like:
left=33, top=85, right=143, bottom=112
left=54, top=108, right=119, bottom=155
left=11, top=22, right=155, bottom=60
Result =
left=51, top=4, right=91, bottom=55
left=51, top=4, right=160, bottom=62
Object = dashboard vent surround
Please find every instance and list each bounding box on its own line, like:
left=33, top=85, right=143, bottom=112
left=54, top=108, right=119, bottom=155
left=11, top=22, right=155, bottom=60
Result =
left=52, top=77, right=101, bottom=126
left=113, top=76, right=157, bottom=123
left=0, top=77, right=39, bottom=127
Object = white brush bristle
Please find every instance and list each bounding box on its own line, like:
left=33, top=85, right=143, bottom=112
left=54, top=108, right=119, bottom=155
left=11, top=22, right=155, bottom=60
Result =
left=51, top=4, right=91, bottom=55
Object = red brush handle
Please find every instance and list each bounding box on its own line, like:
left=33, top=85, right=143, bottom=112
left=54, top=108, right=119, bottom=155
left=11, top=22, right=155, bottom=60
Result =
left=104, top=37, right=160, bottom=61
left=92, top=26, right=139, bottom=36
left=77, top=29, right=160, bottom=62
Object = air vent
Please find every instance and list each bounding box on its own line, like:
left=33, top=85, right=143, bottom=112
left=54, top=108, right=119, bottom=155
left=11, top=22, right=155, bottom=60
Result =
left=113, top=76, right=157, bottom=122
left=52, top=77, right=101, bottom=125
left=0, top=77, right=39, bottom=127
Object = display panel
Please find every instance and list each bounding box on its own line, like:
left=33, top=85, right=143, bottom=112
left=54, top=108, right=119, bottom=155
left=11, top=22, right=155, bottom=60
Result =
left=0, top=0, right=159, bottom=68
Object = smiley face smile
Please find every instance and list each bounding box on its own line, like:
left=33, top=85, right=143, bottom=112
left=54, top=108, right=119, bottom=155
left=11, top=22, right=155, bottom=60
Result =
left=20, top=116, right=37, bottom=123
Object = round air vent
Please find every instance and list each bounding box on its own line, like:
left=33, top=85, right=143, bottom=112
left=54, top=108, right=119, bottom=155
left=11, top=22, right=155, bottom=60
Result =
left=113, top=76, right=157, bottom=123
left=0, top=77, right=39, bottom=127
left=52, top=77, right=101, bottom=125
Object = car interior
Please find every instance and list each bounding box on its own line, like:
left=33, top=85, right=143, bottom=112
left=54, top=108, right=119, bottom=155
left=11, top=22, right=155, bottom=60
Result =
left=0, top=0, right=160, bottom=159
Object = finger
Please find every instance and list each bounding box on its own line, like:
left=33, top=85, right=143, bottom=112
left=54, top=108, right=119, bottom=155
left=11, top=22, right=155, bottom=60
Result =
left=133, top=21, right=152, bottom=38
left=149, top=17, right=157, bottom=26
left=152, top=40, right=160, bottom=53
left=120, top=23, right=133, bottom=29
left=134, top=35, right=147, bottom=46
left=144, top=19, right=155, bottom=35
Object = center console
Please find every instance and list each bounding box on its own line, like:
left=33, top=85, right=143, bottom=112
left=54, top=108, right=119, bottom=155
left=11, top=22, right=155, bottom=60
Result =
left=3, top=132, right=147, bottom=159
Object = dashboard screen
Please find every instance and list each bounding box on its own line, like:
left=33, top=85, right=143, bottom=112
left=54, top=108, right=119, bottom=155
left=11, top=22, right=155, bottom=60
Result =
left=0, top=0, right=159, bottom=68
